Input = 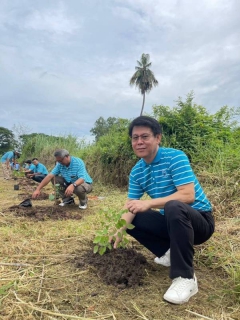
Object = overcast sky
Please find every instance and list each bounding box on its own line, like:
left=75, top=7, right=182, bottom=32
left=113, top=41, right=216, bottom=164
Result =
left=0, top=0, right=239, bottom=140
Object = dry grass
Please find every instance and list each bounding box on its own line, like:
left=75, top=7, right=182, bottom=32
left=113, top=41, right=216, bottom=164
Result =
left=0, top=174, right=239, bottom=320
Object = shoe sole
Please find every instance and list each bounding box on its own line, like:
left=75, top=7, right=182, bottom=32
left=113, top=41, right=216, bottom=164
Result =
left=163, top=287, right=198, bottom=304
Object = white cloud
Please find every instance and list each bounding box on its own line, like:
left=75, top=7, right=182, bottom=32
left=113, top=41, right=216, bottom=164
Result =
left=0, top=0, right=239, bottom=137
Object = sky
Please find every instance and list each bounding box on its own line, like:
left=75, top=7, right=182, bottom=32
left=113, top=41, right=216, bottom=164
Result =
left=0, top=0, right=239, bottom=141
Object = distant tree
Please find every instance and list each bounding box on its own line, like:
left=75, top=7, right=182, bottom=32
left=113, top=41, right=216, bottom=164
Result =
left=0, top=127, right=16, bottom=154
left=130, top=53, right=158, bottom=116
left=90, top=117, right=129, bottom=142
left=20, top=133, right=50, bottom=148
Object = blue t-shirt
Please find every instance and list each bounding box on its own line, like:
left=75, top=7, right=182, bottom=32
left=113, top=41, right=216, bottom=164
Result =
left=51, top=156, right=92, bottom=184
left=29, top=164, right=35, bottom=171
left=1, top=151, right=15, bottom=163
left=128, top=147, right=212, bottom=214
left=34, top=163, right=48, bottom=175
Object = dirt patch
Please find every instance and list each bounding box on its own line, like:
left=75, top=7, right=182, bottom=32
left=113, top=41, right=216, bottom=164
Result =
left=18, top=192, right=49, bottom=200
left=7, top=205, right=82, bottom=221
left=18, top=178, right=37, bottom=186
left=75, top=248, right=153, bottom=288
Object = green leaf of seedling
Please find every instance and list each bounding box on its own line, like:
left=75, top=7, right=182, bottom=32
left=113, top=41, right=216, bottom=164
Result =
left=120, top=219, right=127, bottom=225
left=99, top=246, right=106, bottom=255
left=93, top=245, right=99, bottom=254
left=55, top=184, right=60, bottom=187
left=49, top=194, right=55, bottom=201
left=117, top=232, right=122, bottom=239
left=93, top=236, right=101, bottom=243
left=127, top=223, right=135, bottom=230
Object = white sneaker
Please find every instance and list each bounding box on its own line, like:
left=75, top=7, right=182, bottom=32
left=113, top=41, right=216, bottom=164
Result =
left=154, top=249, right=171, bottom=267
left=163, top=274, right=198, bottom=304
left=59, top=198, right=75, bottom=207
left=79, top=198, right=88, bottom=210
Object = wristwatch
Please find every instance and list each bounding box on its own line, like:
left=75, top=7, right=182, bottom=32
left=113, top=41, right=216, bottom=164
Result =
left=73, top=183, right=77, bottom=188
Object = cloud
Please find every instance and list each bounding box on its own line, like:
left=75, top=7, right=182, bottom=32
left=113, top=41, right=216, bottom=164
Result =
left=0, top=0, right=239, bottom=138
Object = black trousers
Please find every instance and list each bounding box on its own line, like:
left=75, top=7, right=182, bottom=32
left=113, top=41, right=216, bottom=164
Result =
left=127, top=200, right=215, bottom=279
left=32, top=174, right=47, bottom=183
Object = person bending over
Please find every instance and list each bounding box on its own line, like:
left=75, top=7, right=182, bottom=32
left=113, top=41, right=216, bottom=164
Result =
left=32, top=149, right=93, bottom=210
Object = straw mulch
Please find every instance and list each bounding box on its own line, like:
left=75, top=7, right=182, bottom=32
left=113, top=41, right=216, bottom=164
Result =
left=0, top=174, right=239, bottom=320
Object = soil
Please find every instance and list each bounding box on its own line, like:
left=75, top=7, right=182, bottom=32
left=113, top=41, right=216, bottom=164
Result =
left=75, top=248, right=154, bottom=288
left=7, top=204, right=82, bottom=221
left=18, top=192, right=49, bottom=200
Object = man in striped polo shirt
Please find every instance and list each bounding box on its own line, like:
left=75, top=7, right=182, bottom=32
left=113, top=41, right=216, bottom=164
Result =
left=111, top=116, right=214, bottom=304
left=32, top=149, right=92, bottom=210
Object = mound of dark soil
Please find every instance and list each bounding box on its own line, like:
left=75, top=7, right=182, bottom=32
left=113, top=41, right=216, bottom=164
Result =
left=19, top=178, right=37, bottom=186
left=18, top=192, right=49, bottom=200
left=75, top=248, right=150, bottom=288
left=7, top=205, right=82, bottom=221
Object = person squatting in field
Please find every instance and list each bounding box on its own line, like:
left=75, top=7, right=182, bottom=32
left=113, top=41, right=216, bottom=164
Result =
left=26, top=158, right=48, bottom=183
left=32, top=149, right=93, bottom=210
left=110, top=116, right=214, bottom=305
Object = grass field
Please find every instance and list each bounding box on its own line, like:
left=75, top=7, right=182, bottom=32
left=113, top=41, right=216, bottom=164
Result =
left=0, top=172, right=239, bottom=320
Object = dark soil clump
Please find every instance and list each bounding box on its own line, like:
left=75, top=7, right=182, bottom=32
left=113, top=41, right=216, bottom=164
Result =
left=7, top=205, right=82, bottom=221
left=75, top=248, right=149, bottom=288
left=18, top=192, right=49, bottom=200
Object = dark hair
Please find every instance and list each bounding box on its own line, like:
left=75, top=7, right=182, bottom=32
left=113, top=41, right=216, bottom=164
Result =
left=25, top=160, right=32, bottom=164
left=128, top=116, right=162, bottom=137
left=32, top=157, right=38, bottom=161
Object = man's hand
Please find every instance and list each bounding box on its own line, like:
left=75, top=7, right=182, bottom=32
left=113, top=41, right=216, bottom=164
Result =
left=126, top=199, right=151, bottom=214
left=109, top=232, right=123, bottom=249
left=65, top=184, right=74, bottom=197
left=32, top=189, right=41, bottom=199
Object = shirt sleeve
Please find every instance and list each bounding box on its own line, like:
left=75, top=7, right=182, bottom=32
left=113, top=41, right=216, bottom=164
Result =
left=51, top=163, right=60, bottom=175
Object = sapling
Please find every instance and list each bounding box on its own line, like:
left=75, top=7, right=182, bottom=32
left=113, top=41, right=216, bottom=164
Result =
left=93, top=208, right=135, bottom=255
left=49, top=177, right=61, bottom=205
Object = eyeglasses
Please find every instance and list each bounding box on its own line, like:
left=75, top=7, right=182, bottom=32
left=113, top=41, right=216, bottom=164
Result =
left=131, top=134, right=153, bottom=142
left=57, top=156, right=67, bottom=163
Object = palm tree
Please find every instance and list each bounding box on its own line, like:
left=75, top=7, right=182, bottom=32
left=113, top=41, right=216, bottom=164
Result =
left=130, top=53, right=158, bottom=116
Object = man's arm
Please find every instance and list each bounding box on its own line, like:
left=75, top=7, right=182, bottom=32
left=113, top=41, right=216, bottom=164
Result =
left=126, top=183, right=195, bottom=214
left=64, top=178, right=85, bottom=197
left=32, top=173, right=55, bottom=198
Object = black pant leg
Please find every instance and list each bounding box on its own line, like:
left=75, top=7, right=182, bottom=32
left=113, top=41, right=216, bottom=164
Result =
left=164, top=200, right=214, bottom=279
left=127, top=209, right=170, bottom=257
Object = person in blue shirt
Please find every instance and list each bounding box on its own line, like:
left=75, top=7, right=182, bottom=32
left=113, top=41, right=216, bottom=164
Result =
left=14, top=161, right=20, bottom=171
left=26, top=158, right=48, bottom=183
left=1, top=150, right=21, bottom=179
left=23, top=160, right=36, bottom=175
left=110, top=116, right=214, bottom=305
left=32, top=149, right=93, bottom=210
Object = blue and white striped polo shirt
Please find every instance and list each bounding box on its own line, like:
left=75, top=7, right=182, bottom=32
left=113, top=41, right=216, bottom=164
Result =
left=51, top=156, right=92, bottom=184
left=128, top=147, right=212, bottom=214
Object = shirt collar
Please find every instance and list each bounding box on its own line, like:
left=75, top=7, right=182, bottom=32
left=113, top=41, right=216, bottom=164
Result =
left=141, top=147, right=162, bottom=167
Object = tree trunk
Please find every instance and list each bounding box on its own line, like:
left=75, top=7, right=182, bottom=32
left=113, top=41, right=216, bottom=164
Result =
left=140, top=92, right=145, bottom=116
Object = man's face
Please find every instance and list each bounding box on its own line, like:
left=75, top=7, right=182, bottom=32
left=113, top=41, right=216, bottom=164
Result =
left=131, top=126, right=161, bottom=163
left=32, top=159, right=39, bottom=166
left=55, top=155, right=71, bottom=166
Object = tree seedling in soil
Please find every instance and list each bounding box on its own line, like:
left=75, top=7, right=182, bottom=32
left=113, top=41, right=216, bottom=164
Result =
left=49, top=179, right=61, bottom=205
left=93, top=208, right=135, bottom=255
